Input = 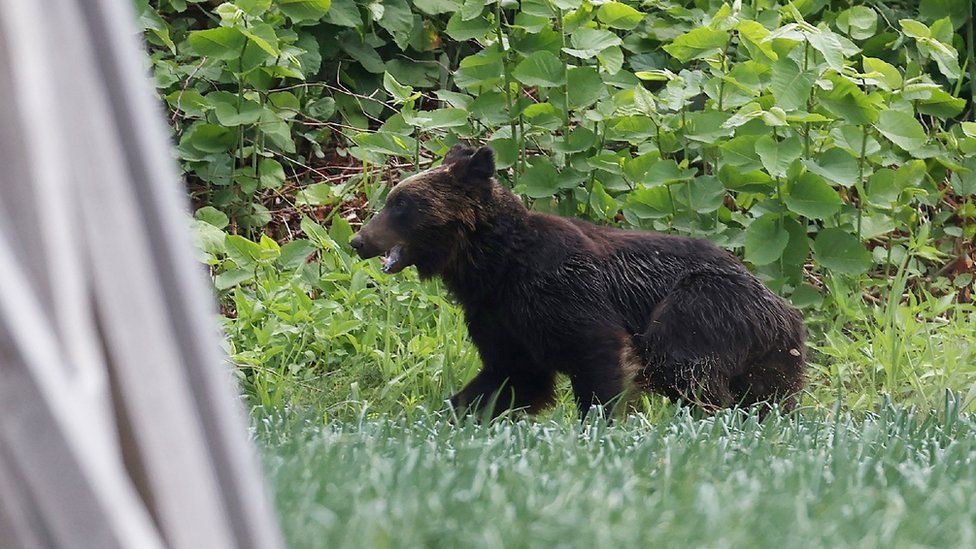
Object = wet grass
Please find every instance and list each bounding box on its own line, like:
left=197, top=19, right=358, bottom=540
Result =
left=258, top=402, right=976, bottom=548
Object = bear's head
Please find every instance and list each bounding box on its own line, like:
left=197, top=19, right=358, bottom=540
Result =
left=349, top=144, right=500, bottom=279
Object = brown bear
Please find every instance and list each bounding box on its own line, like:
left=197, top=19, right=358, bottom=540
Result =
left=350, top=145, right=807, bottom=418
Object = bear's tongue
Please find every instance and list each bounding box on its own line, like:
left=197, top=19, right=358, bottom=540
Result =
left=381, top=244, right=405, bottom=274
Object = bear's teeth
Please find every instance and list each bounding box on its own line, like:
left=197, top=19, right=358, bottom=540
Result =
left=381, top=244, right=404, bottom=273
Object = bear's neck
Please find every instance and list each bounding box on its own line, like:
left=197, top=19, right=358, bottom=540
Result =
left=440, top=191, right=528, bottom=308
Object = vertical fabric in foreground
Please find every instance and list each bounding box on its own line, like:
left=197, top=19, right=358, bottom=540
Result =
left=0, top=0, right=284, bottom=548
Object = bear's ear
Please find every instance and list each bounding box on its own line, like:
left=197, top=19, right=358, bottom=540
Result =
left=450, top=146, right=495, bottom=182
left=443, top=144, right=474, bottom=166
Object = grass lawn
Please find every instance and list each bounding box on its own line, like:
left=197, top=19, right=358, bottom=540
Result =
left=259, top=403, right=976, bottom=548
left=229, top=236, right=976, bottom=547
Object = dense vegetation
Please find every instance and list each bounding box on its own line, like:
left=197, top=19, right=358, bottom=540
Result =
left=138, top=0, right=975, bottom=416
left=139, top=1, right=976, bottom=546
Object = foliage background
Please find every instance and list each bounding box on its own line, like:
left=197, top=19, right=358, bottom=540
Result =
left=137, top=0, right=976, bottom=415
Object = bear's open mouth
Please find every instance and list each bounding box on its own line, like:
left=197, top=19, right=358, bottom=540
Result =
left=380, top=244, right=407, bottom=274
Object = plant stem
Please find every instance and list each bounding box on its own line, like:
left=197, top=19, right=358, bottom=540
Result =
left=494, top=2, right=518, bottom=186
left=857, top=126, right=868, bottom=241
left=968, top=5, right=976, bottom=113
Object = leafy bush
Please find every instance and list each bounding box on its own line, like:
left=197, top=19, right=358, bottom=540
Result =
left=140, top=0, right=975, bottom=305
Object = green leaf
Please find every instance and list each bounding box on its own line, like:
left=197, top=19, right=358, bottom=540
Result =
left=226, top=234, right=277, bottom=267
left=323, top=0, right=360, bottom=27
left=208, top=92, right=262, bottom=126
left=588, top=181, right=618, bottom=220
left=279, top=239, right=316, bottom=269
left=383, top=72, right=418, bottom=103
left=899, top=19, right=931, bottom=39
left=785, top=172, right=843, bottom=219
left=182, top=123, right=237, bottom=153
left=804, top=148, right=858, bottom=187
left=861, top=57, right=902, bottom=91
left=188, top=27, right=247, bottom=60
left=755, top=135, right=802, bottom=179
left=770, top=58, right=816, bottom=111
left=413, top=0, right=460, bottom=15
left=804, top=28, right=848, bottom=72
left=446, top=13, right=491, bottom=41
left=813, top=228, right=872, bottom=275
left=744, top=214, right=789, bottom=266
left=278, top=0, right=332, bottom=22
left=818, top=75, right=878, bottom=125
left=836, top=6, right=877, bottom=40
left=663, top=27, right=729, bottom=62
left=195, top=206, right=229, bottom=229
left=736, top=20, right=778, bottom=61
left=513, top=51, right=566, bottom=87
left=875, top=110, right=927, bottom=151
left=520, top=161, right=560, bottom=198
left=918, top=0, right=969, bottom=29
left=259, top=158, right=286, bottom=189
left=567, top=67, right=606, bottom=109
left=563, top=28, right=622, bottom=58
left=596, top=2, right=644, bottom=30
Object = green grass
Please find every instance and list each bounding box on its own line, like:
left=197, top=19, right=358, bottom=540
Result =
left=258, top=403, right=976, bottom=548
left=219, top=218, right=976, bottom=548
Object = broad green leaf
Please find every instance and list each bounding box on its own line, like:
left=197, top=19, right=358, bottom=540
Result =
left=663, top=27, right=729, bottom=62
left=861, top=57, right=902, bottom=90
left=918, top=0, right=969, bottom=29
left=383, top=72, right=418, bottom=103
left=642, top=159, right=695, bottom=186
left=208, top=92, right=262, bottom=126
left=865, top=168, right=901, bottom=208
left=875, top=110, right=927, bottom=151
left=836, top=6, right=877, bottom=40
left=195, top=206, right=229, bottom=229
left=597, top=46, right=624, bottom=74
left=513, top=51, right=566, bottom=87
left=744, top=214, right=789, bottom=266
left=412, top=0, right=460, bottom=15
left=916, top=89, right=966, bottom=118
left=596, top=2, right=644, bottom=30
left=226, top=234, right=276, bottom=267
left=446, top=13, right=491, bottom=41
left=588, top=181, right=618, bottom=219
left=188, top=27, right=247, bottom=59
left=182, top=123, right=236, bottom=153
left=259, top=158, right=286, bottom=189
left=278, top=239, right=316, bottom=269
left=323, top=0, right=361, bottom=27
left=563, top=28, right=622, bottom=58
left=455, top=48, right=505, bottom=89
left=804, top=28, right=848, bottom=72
left=736, top=20, right=778, bottom=61
left=719, top=136, right=763, bottom=172
left=687, top=176, right=725, bottom=213
left=354, top=131, right=415, bottom=157
left=813, top=228, right=872, bottom=274
left=804, top=148, right=858, bottom=187
left=770, top=58, right=816, bottom=111
left=785, top=172, right=843, bottom=219
left=899, top=19, right=931, bottom=39
left=278, top=0, right=332, bottom=22
left=567, top=67, right=606, bottom=109
left=755, top=135, right=802, bottom=178
left=520, top=161, right=560, bottom=198
left=818, top=75, right=878, bottom=125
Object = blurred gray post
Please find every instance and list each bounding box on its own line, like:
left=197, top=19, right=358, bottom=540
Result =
left=0, top=0, right=283, bottom=548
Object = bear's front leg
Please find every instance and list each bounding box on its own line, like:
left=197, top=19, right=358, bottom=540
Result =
left=450, top=368, right=556, bottom=419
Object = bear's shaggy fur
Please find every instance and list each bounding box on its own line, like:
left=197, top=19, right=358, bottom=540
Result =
left=350, top=145, right=807, bottom=418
